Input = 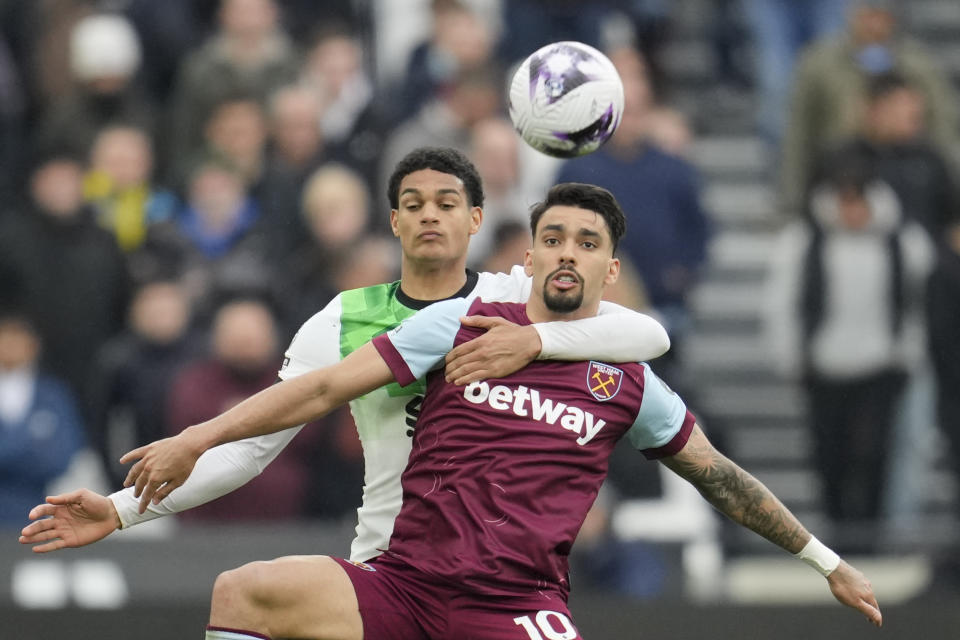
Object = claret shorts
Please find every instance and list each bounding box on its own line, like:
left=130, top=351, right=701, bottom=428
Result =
left=333, top=554, right=582, bottom=640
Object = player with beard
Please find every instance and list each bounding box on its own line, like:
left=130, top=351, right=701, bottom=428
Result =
left=20, top=148, right=669, bottom=560
left=107, top=183, right=882, bottom=639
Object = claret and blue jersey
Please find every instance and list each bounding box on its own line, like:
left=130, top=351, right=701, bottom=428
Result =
left=373, top=298, right=694, bottom=598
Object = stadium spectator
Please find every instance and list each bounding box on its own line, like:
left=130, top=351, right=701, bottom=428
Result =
left=779, top=0, right=960, bottom=216
left=124, top=0, right=214, bottom=104
left=172, top=158, right=274, bottom=310
left=265, top=85, right=325, bottom=176
left=764, top=152, right=934, bottom=553
left=498, top=0, right=611, bottom=66
left=707, top=0, right=752, bottom=92
left=298, top=163, right=371, bottom=255
left=824, top=72, right=960, bottom=240
left=390, top=0, right=498, bottom=126
left=0, top=32, right=25, bottom=207
left=33, top=12, right=153, bottom=164
left=926, top=223, right=960, bottom=591
left=257, top=85, right=328, bottom=260
left=466, top=117, right=533, bottom=267
left=164, top=295, right=320, bottom=522
left=83, top=124, right=177, bottom=253
left=741, top=0, right=850, bottom=145
left=479, top=221, right=532, bottom=276
left=11, top=0, right=93, bottom=110
left=327, top=235, right=400, bottom=295
left=274, top=0, right=363, bottom=44
left=822, top=72, right=959, bottom=528
left=0, top=151, right=130, bottom=425
left=0, top=308, right=86, bottom=527
left=644, top=106, right=695, bottom=158
left=274, top=163, right=374, bottom=334
left=298, top=24, right=386, bottom=194
left=88, top=277, right=202, bottom=488
left=175, top=94, right=270, bottom=196
left=165, top=0, right=299, bottom=182
left=555, top=44, right=710, bottom=368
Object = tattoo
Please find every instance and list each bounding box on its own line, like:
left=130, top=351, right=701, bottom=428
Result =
left=662, top=428, right=808, bottom=553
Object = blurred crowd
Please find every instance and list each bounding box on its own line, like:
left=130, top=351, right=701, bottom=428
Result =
left=0, top=0, right=958, bottom=597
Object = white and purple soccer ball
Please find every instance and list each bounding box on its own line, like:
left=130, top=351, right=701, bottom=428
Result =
left=508, top=41, right=624, bottom=159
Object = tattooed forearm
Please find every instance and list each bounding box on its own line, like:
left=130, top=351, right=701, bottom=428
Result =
left=661, top=425, right=810, bottom=554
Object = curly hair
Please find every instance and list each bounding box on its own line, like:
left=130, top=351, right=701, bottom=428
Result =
left=386, top=147, right=484, bottom=210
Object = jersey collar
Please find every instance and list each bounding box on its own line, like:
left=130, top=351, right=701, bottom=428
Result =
left=395, top=269, right=479, bottom=310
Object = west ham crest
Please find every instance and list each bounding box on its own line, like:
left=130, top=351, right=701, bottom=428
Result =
left=587, top=361, right=623, bottom=401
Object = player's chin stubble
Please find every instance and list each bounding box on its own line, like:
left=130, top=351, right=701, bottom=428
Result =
left=542, top=282, right=584, bottom=313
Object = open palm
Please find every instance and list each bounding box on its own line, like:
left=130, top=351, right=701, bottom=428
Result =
left=19, top=489, right=120, bottom=553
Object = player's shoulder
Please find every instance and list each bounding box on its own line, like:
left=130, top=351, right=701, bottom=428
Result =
left=466, top=297, right=530, bottom=324
left=294, top=293, right=345, bottom=337
left=337, top=280, right=401, bottom=310
left=402, top=296, right=474, bottom=327
left=289, top=280, right=399, bottom=349
left=636, top=362, right=679, bottom=399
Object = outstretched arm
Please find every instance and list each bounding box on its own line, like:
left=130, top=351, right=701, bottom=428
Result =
left=120, top=342, right=394, bottom=512
left=444, top=305, right=669, bottom=384
left=19, top=489, right=121, bottom=552
left=660, top=424, right=882, bottom=627
left=19, top=426, right=303, bottom=551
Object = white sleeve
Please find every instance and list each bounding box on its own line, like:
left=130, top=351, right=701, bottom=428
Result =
left=110, top=428, right=303, bottom=527
left=472, top=266, right=533, bottom=303
left=534, top=302, right=670, bottom=363
left=111, top=297, right=346, bottom=529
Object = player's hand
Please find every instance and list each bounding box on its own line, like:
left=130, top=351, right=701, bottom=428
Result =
left=826, top=560, right=882, bottom=627
left=120, top=430, right=205, bottom=513
left=444, top=316, right=542, bottom=385
left=19, top=489, right=121, bottom=553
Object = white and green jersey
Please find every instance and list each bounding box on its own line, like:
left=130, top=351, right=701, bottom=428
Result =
left=110, top=266, right=670, bottom=562
left=279, top=268, right=531, bottom=560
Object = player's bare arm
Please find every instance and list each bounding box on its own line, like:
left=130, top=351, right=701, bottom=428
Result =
left=120, top=343, right=395, bottom=512
left=660, top=424, right=809, bottom=552
left=660, top=424, right=882, bottom=627
left=19, top=489, right=121, bottom=553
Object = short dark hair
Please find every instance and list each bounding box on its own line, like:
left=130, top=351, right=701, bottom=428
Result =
left=386, top=147, right=484, bottom=210
left=528, top=183, right=627, bottom=254
left=815, top=147, right=876, bottom=196
left=866, top=71, right=914, bottom=103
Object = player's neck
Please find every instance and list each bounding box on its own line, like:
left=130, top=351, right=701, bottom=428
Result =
left=399, top=258, right=470, bottom=300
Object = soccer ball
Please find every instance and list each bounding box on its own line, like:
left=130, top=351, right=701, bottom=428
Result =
left=508, top=41, right=624, bottom=158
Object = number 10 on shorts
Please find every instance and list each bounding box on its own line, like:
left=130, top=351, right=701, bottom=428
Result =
left=513, top=611, right=578, bottom=640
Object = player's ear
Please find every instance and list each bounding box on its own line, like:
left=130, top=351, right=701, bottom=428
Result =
left=523, top=248, right=534, bottom=276
left=469, top=206, right=483, bottom=236
left=604, top=257, right=620, bottom=286
left=390, top=209, right=400, bottom=237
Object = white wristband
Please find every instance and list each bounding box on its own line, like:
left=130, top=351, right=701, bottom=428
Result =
left=794, top=535, right=840, bottom=576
